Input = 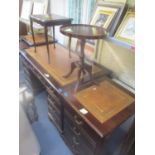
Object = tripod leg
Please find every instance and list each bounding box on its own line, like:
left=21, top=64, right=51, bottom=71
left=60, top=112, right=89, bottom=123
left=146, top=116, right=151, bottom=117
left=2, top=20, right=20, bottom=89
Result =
left=74, top=69, right=82, bottom=92
left=63, top=62, right=76, bottom=78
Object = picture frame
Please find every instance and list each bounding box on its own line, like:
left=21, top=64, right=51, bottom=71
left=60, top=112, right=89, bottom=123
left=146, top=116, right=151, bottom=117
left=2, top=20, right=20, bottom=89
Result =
left=90, top=6, right=118, bottom=31
left=87, top=1, right=126, bottom=47
left=90, top=1, right=127, bottom=36
left=115, top=11, right=135, bottom=45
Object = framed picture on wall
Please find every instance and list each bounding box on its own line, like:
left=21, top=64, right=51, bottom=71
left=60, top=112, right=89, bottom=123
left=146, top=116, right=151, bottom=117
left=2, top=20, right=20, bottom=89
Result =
left=90, top=6, right=118, bottom=30
left=115, top=11, right=135, bottom=45
left=87, top=1, right=126, bottom=47
left=90, top=1, right=127, bottom=36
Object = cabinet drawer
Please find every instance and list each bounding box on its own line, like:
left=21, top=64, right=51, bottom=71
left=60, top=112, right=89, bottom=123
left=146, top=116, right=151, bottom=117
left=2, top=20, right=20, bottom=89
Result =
left=22, top=58, right=29, bottom=69
left=47, top=88, right=61, bottom=108
left=23, top=66, right=31, bottom=77
left=64, top=105, right=99, bottom=149
left=48, top=108, right=62, bottom=133
left=64, top=118, right=94, bottom=155
left=48, top=96, right=61, bottom=117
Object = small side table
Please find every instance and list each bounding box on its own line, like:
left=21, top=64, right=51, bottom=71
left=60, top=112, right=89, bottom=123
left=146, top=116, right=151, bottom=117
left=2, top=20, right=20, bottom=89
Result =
left=60, top=24, right=106, bottom=91
left=30, top=14, right=72, bottom=63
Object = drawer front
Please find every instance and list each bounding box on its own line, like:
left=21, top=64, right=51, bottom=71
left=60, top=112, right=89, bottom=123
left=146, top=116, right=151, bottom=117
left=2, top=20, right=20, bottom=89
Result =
left=48, top=108, right=62, bottom=133
left=48, top=96, right=61, bottom=117
left=46, top=88, right=61, bottom=107
left=22, top=57, right=29, bottom=69
left=22, top=56, right=48, bottom=87
left=48, top=94, right=62, bottom=133
left=64, top=118, right=94, bottom=155
left=64, top=104, right=99, bottom=149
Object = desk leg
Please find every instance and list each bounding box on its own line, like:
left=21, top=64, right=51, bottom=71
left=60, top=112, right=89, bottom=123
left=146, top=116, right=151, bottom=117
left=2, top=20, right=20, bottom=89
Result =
left=53, top=26, right=56, bottom=48
left=44, top=26, right=50, bottom=63
left=30, top=18, right=36, bottom=52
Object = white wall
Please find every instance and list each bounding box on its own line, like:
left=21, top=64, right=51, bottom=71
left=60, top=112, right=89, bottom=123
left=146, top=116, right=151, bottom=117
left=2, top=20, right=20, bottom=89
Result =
left=49, top=0, right=68, bottom=44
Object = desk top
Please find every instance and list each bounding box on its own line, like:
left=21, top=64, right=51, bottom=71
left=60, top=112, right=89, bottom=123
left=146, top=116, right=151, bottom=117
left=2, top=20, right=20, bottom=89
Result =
left=74, top=80, right=134, bottom=124
left=60, top=24, right=107, bottom=39
left=30, top=14, right=73, bottom=26
left=25, top=44, right=102, bottom=87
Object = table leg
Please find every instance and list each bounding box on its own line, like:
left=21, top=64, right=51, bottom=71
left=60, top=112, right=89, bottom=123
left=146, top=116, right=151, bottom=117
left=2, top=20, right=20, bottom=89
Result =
left=63, top=61, right=77, bottom=78
left=68, top=36, right=72, bottom=58
left=30, top=18, right=36, bottom=52
left=80, top=39, right=85, bottom=68
left=53, top=26, right=56, bottom=48
left=44, top=26, right=50, bottom=63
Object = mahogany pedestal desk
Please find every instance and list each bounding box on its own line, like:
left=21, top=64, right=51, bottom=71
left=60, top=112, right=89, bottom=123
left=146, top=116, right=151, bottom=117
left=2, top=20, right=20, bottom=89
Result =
left=19, top=43, right=135, bottom=155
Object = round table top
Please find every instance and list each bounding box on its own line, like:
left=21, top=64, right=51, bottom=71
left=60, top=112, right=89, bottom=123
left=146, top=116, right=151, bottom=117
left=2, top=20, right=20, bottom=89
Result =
left=60, top=24, right=107, bottom=40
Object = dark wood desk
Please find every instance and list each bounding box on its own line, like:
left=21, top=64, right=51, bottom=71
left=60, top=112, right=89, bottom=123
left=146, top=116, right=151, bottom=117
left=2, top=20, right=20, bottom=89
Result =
left=19, top=43, right=135, bottom=155
left=30, top=14, right=72, bottom=63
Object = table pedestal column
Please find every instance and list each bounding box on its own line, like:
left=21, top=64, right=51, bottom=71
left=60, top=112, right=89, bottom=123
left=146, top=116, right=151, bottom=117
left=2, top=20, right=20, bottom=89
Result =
left=64, top=39, right=93, bottom=91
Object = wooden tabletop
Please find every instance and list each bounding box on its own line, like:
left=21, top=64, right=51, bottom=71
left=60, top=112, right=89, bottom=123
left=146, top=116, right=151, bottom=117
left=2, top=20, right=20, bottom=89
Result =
left=60, top=24, right=107, bottom=39
left=30, top=14, right=73, bottom=26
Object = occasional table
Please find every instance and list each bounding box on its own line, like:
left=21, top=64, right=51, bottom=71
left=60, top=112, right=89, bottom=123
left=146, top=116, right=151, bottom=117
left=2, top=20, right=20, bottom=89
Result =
left=30, top=14, right=72, bottom=63
left=60, top=24, right=106, bottom=91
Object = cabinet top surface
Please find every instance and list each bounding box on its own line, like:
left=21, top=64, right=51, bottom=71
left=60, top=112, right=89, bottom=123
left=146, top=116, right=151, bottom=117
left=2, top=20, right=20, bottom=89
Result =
left=60, top=24, right=107, bottom=39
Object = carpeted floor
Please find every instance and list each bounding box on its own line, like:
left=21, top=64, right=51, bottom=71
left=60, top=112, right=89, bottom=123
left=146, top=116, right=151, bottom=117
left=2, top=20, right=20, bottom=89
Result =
left=32, top=92, right=73, bottom=155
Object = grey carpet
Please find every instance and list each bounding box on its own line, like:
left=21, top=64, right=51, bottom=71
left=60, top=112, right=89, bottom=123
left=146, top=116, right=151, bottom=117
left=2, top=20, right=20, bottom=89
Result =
left=32, top=92, right=73, bottom=155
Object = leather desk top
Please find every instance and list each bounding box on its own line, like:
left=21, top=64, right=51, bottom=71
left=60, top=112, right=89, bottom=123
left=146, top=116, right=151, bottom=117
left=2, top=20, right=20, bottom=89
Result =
left=25, top=44, right=101, bottom=87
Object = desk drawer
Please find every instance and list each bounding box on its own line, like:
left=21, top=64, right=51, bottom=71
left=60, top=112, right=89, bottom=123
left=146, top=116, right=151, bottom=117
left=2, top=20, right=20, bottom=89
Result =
left=47, top=88, right=61, bottom=108
left=64, top=105, right=99, bottom=152
left=64, top=118, right=94, bottom=155
left=48, top=96, right=61, bottom=117
left=48, top=107, right=62, bottom=133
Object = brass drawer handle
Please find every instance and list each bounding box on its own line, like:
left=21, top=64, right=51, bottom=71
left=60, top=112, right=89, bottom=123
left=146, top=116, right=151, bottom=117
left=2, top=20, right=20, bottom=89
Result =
left=73, top=137, right=79, bottom=145
left=73, top=127, right=80, bottom=136
left=74, top=115, right=83, bottom=125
